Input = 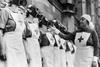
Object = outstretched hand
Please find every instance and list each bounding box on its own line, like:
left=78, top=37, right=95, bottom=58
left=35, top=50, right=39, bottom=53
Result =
left=50, top=27, right=60, bottom=35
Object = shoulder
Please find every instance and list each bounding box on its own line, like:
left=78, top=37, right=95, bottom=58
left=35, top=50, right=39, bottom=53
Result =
left=88, top=28, right=96, bottom=33
left=85, top=29, right=98, bottom=37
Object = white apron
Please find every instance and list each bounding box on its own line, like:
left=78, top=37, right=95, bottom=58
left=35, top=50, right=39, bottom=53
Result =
left=41, top=32, right=55, bottom=67
left=74, top=32, right=93, bottom=67
left=54, top=35, right=67, bottom=67
left=26, top=20, right=42, bottom=67
left=3, top=8, right=28, bottom=67
left=66, top=42, right=76, bottom=67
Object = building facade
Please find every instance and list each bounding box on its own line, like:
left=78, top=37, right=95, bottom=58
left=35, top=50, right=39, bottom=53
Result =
left=1, top=0, right=100, bottom=34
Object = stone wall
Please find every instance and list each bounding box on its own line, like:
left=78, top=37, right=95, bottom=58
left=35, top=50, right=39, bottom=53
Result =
left=27, top=0, right=61, bottom=21
left=74, top=0, right=82, bottom=18
left=0, top=0, right=61, bottom=21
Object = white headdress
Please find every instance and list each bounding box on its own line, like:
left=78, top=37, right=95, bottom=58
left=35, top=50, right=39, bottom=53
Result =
left=81, top=14, right=95, bottom=29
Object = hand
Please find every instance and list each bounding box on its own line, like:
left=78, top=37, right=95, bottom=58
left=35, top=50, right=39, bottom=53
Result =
left=92, top=61, right=98, bottom=67
left=92, top=56, right=99, bottom=67
left=0, top=53, right=6, bottom=61
left=26, top=53, right=31, bottom=64
left=0, top=47, right=6, bottom=61
left=0, top=39, right=6, bottom=61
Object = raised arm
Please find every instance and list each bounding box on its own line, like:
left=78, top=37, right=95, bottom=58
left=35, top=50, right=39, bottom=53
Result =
left=58, top=32, right=75, bottom=42
left=54, top=21, right=68, bottom=34
left=52, top=22, right=76, bottom=42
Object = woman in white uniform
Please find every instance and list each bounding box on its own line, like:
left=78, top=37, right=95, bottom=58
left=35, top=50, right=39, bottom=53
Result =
left=24, top=5, right=42, bottom=67
left=39, top=20, right=56, bottom=67
left=53, top=14, right=99, bottom=67
left=0, top=0, right=28, bottom=67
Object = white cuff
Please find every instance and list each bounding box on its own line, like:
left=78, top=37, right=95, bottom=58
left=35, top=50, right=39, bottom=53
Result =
left=93, top=56, right=98, bottom=62
left=55, top=29, right=60, bottom=34
left=33, top=18, right=39, bottom=23
left=52, top=27, right=60, bottom=34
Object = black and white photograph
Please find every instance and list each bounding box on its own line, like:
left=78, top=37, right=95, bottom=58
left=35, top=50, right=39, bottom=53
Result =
left=0, top=0, right=100, bottom=67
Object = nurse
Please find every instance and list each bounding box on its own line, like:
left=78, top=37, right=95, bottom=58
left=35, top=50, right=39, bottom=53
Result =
left=24, top=5, right=42, bottom=67
left=0, top=0, right=28, bottom=67
left=53, top=14, right=99, bottom=67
